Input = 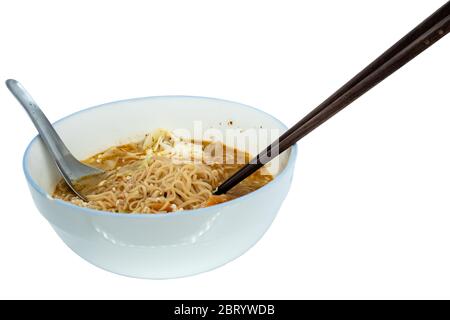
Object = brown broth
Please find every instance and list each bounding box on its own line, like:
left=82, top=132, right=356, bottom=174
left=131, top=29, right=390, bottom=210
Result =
left=53, top=140, right=273, bottom=211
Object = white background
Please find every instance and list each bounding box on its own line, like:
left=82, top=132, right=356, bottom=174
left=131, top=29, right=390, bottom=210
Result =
left=0, top=0, right=449, bottom=299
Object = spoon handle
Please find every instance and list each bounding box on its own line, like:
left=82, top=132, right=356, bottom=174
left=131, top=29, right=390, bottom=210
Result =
left=6, top=79, right=79, bottom=181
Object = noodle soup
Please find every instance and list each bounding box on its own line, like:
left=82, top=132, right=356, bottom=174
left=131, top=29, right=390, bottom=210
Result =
left=53, top=129, right=272, bottom=214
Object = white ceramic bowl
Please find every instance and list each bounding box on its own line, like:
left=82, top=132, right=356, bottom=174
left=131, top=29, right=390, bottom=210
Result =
left=23, top=96, right=297, bottom=279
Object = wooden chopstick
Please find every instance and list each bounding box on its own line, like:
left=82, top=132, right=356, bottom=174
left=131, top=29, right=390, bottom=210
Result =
left=214, top=1, right=450, bottom=195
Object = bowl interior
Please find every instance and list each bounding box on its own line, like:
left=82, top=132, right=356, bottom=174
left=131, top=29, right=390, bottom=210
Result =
left=24, top=96, right=292, bottom=198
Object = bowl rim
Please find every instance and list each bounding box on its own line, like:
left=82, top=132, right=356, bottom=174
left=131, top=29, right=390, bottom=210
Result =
left=23, top=95, right=298, bottom=219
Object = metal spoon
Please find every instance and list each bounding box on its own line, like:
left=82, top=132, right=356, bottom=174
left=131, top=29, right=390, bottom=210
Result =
left=6, top=79, right=104, bottom=201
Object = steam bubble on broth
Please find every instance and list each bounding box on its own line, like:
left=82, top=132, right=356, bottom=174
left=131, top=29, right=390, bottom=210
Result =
left=53, top=129, right=273, bottom=214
